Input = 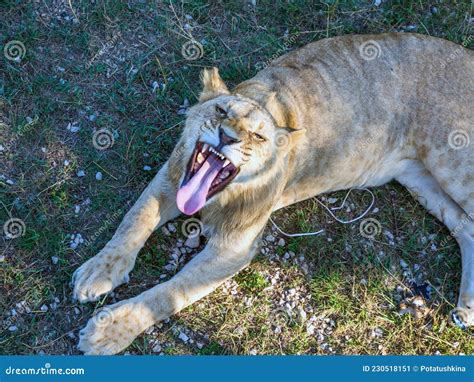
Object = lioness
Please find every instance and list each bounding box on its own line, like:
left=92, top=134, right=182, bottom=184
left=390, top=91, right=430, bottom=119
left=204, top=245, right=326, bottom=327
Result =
left=73, top=33, right=473, bottom=354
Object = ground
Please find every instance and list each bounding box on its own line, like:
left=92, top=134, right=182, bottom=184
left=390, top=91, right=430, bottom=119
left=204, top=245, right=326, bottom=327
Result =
left=0, top=0, right=473, bottom=355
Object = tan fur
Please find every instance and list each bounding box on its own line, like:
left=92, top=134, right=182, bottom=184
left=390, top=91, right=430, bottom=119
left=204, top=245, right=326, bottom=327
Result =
left=73, top=33, right=473, bottom=354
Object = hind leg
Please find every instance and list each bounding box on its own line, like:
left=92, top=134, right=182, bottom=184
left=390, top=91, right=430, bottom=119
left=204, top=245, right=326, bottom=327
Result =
left=396, top=160, right=474, bottom=328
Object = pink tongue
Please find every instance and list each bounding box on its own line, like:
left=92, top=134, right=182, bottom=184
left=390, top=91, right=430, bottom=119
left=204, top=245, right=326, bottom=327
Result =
left=177, top=155, right=224, bottom=215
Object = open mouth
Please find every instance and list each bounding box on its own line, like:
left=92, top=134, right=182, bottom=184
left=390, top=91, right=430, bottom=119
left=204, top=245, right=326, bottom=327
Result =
left=176, top=142, right=239, bottom=215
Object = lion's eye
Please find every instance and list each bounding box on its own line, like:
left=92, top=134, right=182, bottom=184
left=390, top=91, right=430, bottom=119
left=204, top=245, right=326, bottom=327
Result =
left=253, top=132, right=266, bottom=142
left=215, top=105, right=227, bottom=118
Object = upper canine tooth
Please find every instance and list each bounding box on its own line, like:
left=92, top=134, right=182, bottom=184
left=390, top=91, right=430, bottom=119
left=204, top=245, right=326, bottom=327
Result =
left=224, top=159, right=230, bottom=167
left=202, top=143, right=209, bottom=152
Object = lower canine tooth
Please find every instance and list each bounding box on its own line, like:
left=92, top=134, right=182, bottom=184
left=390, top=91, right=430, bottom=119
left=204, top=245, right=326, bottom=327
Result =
left=197, top=153, right=204, bottom=163
left=202, top=143, right=209, bottom=152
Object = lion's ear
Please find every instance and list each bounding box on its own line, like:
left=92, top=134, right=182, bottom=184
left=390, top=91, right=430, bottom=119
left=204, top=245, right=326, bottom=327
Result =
left=199, top=67, right=229, bottom=102
left=281, top=127, right=306, bottom=147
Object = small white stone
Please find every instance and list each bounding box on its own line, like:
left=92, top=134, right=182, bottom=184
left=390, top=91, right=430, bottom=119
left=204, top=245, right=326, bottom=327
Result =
left=77, top=170, right=86, bottom=177
left=152, top=343, right=162, bottom=353
left=265, top=234, right=275, bottom=243
left=74, top=205, right=80, bottom=214
left=277, top=238, right=285, bottom=247
left=67, top=122, right=80, bottom=133
left=40, top=304, right=48, bottom=312
left=64, top=160, right=70, bottom=166
left=95, top=171, right=103, bottom=181
left=184, top=235, right=200, bottom=248
left=143, top=165, right=152, bottom=171
left=8, top=325, right=18, bottom=332
left=167, top=223, right=177, bottom=233
left=51, top=256, right=59, bottom=264
left=178, top=332, right=189, bottom=342
left=399, top=259, right=409, bottom=268
left=373, top=0, right=381, bottom=6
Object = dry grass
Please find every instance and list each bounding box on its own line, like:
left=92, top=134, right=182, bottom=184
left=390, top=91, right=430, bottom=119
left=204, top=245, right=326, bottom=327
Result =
left=0, top=0, right=473, bottom=355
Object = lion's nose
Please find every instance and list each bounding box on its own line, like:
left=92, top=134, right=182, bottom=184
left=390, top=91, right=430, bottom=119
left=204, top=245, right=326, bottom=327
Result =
left=219, top=127, right=240, bottom=145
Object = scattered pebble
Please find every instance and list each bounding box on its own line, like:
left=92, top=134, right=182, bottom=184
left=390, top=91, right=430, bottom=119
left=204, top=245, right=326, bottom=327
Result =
left=70, top=233, right=84, bottom=249
left=178, top=332, right=189, bottom=342
left=399, top=259, right=408, bottom=269
left=51, top=256, right=59, bottom=265
left=40, top=304, right=48, bottom=312
left=184, top=235, right=200, bottom=249
left=177, top=98, right=190, bottom=115
left=95, top=171, right=103, bottom=181
left=143, top=165, right=152, bottom=171
left=77, top=170, right=86, bottom=177
left=152, top=342, right=162, bottom=353
left=66, top=122, right=80, bottom=133
left=265, top=234, right=275, bottom=243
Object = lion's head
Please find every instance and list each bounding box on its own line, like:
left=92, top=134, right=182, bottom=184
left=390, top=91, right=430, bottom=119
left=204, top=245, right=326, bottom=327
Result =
left=175, top=68, right=305, bottom=216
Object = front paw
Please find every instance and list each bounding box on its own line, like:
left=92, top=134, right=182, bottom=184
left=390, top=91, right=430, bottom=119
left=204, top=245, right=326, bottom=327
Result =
left=78, top=301, right=149, bottom=355
left=72, top=250, right=134, bottom=303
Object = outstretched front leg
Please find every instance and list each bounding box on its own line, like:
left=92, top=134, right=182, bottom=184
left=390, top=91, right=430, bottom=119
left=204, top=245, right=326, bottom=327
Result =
left=77, top=218, right=267, bottom=355
left=72, top=162, right=180, bottom=303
